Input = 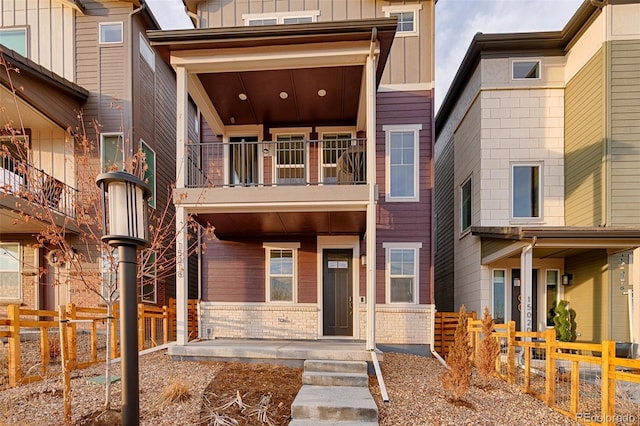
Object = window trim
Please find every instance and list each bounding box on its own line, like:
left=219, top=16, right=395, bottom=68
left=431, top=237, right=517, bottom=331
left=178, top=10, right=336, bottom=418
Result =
left=318, top=129, right=355, bottom=185
left=382, top=4, right=422, bottom=37
left=270, top=127, right=311, bottom=186
left=99, top=22, right=124, bottom=45
left=383, top=242, right=421, bottom=305
left=141, top=250, right=157, bottom=304
left=511, top=162, right=543, bottom=221
left=0, top=27, right=28, bottom=57
left=511, top=59, right=542, bottom=80
left=0, top=242, right=21, bottom=301
left=140, top=140, right=156, bottom=209
left=100, top=132, right=125, bottom=172
left=139, top=33, right=155, bottom=69
left=263, top=242, right=300, bottom=303
left=384, top=124, right=421, bottom=202
left=242, top=10, right=320, bottom=26
left=460, top=175, right=472, bottom=233
left=545, top=269, right=560, bottom=328
left=492, top=269, right=507, bottom=324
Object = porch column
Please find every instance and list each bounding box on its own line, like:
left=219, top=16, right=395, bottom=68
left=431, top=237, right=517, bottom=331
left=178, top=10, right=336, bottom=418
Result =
left=365, top=44, right=378, bottom=351
left=175, top=66, right=189, bottom=345
left=520, top=244, right=534, bottom=333
left=632, top=248, right=640, bottom=357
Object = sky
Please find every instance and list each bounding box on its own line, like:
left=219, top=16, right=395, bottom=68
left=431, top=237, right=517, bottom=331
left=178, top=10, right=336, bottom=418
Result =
left=145, top=0, right=584, bottom=113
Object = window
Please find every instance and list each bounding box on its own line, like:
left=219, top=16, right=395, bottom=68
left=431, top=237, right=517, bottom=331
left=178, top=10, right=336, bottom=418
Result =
left=461, top=177, right=472, bottom=232
left=384, top=242, right=421, bottom=304
left=512, top=164, right=541, bottom=219
left=512, top=60, right=541, bottom=79
left=243, top=11, right=319, bottom=26
left=321, top=133, right=353, bottom=184
left=101, top=249, right=118, bottom=301
left=139, top=34, right=155, bottom=69
left=141, top=251, right=157, bottom=303
left=492, top=270, right=506, bottom=324
left=141, top=141, right=156, bottom=208
left=276, top=134, right=306, bottom=185
left=101, top=133, right=124, bottom=172
left=0, top=28, right=27, bottom=56
left=0, top=243, right=20, bottom=300
left=264, top=243, right=299, bottom=302
left=99, top=22, right=123, bottom=44
left=383, top=4, right=421, bottom=37
left=546, top=270, right=559, bottom=327
left=385, top=124, right=421, bottom=201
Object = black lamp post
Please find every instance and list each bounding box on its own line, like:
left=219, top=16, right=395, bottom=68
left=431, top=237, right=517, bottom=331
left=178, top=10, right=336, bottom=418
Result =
left=96, top=171, right=150, bottom=426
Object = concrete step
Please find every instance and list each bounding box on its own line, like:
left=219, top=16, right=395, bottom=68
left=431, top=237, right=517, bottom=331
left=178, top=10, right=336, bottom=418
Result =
left=302, top=370, right=369, bottom=387
left=304, top=359, right=368, bottom=374
left=289, top=420, right=378, bottom=426
left=291, top=385, right=378, bottom=422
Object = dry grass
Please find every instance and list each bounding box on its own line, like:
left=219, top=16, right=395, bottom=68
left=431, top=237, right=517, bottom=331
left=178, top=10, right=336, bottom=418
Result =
left=160, top=378, right=191, bottom=405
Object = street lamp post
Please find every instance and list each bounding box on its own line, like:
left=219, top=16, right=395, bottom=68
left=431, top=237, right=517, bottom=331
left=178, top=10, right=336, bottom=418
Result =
left=96, top=171, right=150, bottom=426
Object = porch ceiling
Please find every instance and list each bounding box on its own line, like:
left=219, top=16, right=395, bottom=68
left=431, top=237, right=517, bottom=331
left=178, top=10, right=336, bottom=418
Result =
left=197, top=211, right=366, bottom=240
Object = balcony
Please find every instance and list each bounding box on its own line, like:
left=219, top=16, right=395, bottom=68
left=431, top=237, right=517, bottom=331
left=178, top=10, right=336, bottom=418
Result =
left=1, top=155, right=77, bottom=220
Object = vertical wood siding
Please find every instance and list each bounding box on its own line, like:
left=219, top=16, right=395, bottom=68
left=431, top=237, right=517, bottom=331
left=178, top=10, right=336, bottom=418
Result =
left=609, top=40, right=640, bottom=226
left=196, top=0, right=433, bottom=85
left=375, top=90, right=433, bottom=304
left=564, top=48, right=604, bottom=226
left=433, top=135, right=454, bottom=311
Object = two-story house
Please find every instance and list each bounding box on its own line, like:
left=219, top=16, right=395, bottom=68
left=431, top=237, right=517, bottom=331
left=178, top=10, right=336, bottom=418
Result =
left=0, top=0, right=184, bottom=314
left=434, top=0, right=640, bottom=356
left=150, top=0, right=435, bottom=352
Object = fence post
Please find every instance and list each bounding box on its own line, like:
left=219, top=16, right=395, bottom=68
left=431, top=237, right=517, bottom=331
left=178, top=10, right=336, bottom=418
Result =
left=601, top=340, right=615, bottom=425
left=7, top=304, right=21, bottom=387
left=545, top=328, right=556, bottom=407
left=66, top=303, right=77, bottom=370
left=40, top=326, right=49, bottom=377
left=507, top=321, right=516, bottom=384
left=163, top=305, right=169, bottom=344
left=58, top=306, right=71, bottom=425
left=110, top=306, right=118, bottom=360
left=138, top=303, right=145, bottom=350
left=90, top=320, right=98, bottom=363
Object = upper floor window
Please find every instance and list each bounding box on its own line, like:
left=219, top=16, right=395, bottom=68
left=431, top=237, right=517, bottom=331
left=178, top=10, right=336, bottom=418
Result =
left=460, top=176, right=472, bottom=232
left=512, top=60, right=541, bottom=80
left=512, top=164, right=541, bottom=219
left=384, top=242, right=421, bottom=304
left=99, top=22, right=123, bottom=44
left=101, top=133, right=124, bottom=172
left=140, top=140, right=156, bottom=208
left=384, top=124, right=421, bottom=202
left=264, top=242, right=299, bottom=303
left=0, top=27, right=27, bottom=56
left=139, top=34, right=155, bottom=69
left=0, top=243, right=21, bottom=300
left=383, top=4, right=422, bottom=37
left=243, top=11, right=319, bottom=26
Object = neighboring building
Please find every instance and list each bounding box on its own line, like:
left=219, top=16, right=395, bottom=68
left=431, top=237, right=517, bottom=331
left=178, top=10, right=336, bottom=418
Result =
left=150, top=0, right=436, bottom=351
left=434, top=0, right=640, bottom=355
left=0, top=0, right=182, bottom=314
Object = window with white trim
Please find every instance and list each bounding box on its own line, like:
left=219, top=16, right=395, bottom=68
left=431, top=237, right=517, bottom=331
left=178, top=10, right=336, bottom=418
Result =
left=141, top=251, right=157, bottom=303
left=0, top=28, right=27, bottom=56
left=492, top=269, right=506, bottom=324
left=512, top=163, right=541, bottom=219
left=275, top=134, right=306, bottom=185
left=460, top=176, right=472, bottom=232
left=139, top=33, right=155, bottom=69
left=0, top=243, right=21, bottom=300
left=383, top=4, right=421, bottom=37
left=141, top=140, right=156, bottom=208
left=384, top=242, right=421, bottom=304
left=545, top=270, right=559, bottom=327
left=264, top=243, right=299, bottom=302
left=99, top=22, right=123, bottom=44
left=101, top=133, right=124, bottom=172
left=384, top=124, right=421, bottom=201
left=512, top=60, right=541, bottom=80
left=243, top=11, right=319, bottom=26
left=321, top=133, right=353, bottom=184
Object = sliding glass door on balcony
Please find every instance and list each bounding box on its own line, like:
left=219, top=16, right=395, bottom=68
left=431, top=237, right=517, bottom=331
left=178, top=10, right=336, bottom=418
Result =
left=276, top=135, right=306, bottom=185
left=229, top=137, right=259, bottom=186
left=322, top=134, right=352, bottom=184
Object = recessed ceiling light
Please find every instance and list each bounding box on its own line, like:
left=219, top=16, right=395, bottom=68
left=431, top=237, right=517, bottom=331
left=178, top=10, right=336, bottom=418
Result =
left=238, top=93, right=247, bottom=101
left=279, top=91, right=289, bottom=99
left=318, top=89, right=326, bottom=97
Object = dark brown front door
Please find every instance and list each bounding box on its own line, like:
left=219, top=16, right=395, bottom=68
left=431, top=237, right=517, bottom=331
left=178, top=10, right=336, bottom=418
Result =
left=323, top=249, right=353, bottom=336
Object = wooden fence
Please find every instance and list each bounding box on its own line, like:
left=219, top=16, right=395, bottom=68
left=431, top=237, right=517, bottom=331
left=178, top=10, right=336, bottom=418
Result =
left=168, top=298, right=199, bottom=342
left=468, top=319, right=640, bottom=425
left=434, top=310, right=476, bottom=358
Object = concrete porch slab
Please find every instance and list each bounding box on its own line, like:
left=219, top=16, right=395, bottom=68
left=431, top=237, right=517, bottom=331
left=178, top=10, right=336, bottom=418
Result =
left=168, top=339, right=383, bottom=367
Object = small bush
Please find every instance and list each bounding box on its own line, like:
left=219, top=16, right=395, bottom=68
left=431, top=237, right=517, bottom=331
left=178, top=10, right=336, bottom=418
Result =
left=476, top=306, right=500, bottom=380
left=160, top=378, right=191, bottom=405
left=442, top=305, right=473, bottom=400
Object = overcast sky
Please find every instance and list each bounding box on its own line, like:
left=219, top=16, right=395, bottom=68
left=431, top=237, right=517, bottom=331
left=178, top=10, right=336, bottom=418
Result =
left=146, top=0, right=584, bottom=113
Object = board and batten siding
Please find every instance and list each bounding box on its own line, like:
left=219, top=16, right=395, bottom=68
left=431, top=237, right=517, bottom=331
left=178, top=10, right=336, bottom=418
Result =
left=433, top=135, right=454, bottom=311
left=564, top=48, right=604, bottom=227
left=609, top=39, right=640, bottom=227
left=375, top=89, right=433, bottom=305
left=196, top=0, right=433, bottom=86
left=0, top=0, right=75, bottom=81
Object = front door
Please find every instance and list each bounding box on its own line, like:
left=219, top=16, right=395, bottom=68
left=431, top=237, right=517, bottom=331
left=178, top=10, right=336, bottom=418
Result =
left=323, top=249, right=353, bottom=336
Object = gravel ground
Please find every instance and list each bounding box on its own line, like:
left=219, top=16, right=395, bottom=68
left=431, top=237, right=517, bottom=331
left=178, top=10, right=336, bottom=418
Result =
left=0, top=349, right=580, bottom=425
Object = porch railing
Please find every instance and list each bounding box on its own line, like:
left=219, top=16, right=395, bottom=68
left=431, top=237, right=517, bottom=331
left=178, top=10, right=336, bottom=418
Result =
left=185, top=138, right=367, bottom=188
left=0, top=155, right=77, bottom=219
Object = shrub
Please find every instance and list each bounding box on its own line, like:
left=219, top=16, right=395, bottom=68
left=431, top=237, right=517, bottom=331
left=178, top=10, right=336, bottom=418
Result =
left=475, top=306, right=500, bottom=380
left=160, top=378, right=191, bottom=405
left=553, top=300, right=577, bottom=342
left=442, top=305, right=473, bottom=400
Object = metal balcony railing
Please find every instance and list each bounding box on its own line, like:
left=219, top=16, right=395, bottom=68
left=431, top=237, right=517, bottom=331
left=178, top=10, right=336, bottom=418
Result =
left=185, top=138, right=367, bottom=189
left=0, top=155, right=77, bottom=219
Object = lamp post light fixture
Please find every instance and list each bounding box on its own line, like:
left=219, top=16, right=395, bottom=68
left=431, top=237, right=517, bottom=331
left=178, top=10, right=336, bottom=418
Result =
left=96, top=171, right=151, bottom=426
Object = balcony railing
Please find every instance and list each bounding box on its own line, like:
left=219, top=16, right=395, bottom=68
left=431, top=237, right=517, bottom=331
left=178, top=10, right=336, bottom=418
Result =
left=1, top=155, right=77, bottom=219
left=186, top=138, right=367, bottom=188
